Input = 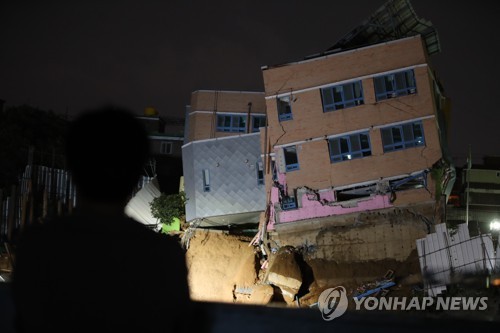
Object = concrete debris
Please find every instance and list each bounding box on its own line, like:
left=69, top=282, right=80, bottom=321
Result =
left=234, top=284, right=274, bottom=304
left=266, top=246, right=302, bottom=303
left=352, top=270, right=396, bottom=299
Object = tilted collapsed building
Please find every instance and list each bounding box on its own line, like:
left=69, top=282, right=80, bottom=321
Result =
left=257, top=0, right=454, bottom=240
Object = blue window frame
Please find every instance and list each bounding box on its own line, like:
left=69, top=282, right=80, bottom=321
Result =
left=381, top=121, right=425, bottom=152
left=281, top=196, right=297, bottom=210
left=216, top=114, right=246, bottom=133
left=328, top=132, right=372, bottom=163
left=283, top=146, right=299, bottom=171
left=251, top=115, right=266, bottom=132
left=277, top=95, right=292, bottom=121
left=374, top=69, right=417, bottom=101
left=321, top=81, right=364, bottom=112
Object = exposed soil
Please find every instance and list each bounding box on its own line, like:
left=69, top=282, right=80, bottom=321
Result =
left=298, top=249, right=422, bottom=307
left=184, top=228, right=423, bottom=307
left=185, top=229, right=258, bottom=303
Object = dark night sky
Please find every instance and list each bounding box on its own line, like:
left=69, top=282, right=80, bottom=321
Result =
left=1, top=1, right=499, bottom=165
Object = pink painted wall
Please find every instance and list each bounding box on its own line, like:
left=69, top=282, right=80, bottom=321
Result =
left=267, top=188, right=392, bottom=230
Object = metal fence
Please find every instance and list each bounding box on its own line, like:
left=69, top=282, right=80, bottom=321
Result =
left=0, top=164, right=76, bottom=243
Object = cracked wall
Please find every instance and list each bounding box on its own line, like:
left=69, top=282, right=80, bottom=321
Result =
left=269, top=205, right=433, bottom=263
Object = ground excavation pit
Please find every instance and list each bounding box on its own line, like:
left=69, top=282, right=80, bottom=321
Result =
left=184, top=229, right=421, bottom=307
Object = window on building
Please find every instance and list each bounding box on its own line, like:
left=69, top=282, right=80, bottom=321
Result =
left=374, top=69, right=417, bottom=101
left=321, top=81, right=364, bottom=112
left=283, top=146, right=299, bottom=171
left=336, top=185, right=372, bottom=202
left=389, top=172, right=428, bottom=191
left=216, top=114, right=247, bottom=133
left=277, top=95, right=292, bottom=121
left=381, top=121, right=425, bottom=152
left=160, top=141, right=173, bottom=155
left=328, top=132, right=372, bottom=163
left=281, top=196, right=297, bottom=210
left=202, top=169, right=210, bottom=192
left=256, top=161, right=264, bottom=185
left=252, top=115, right=267, bottom=132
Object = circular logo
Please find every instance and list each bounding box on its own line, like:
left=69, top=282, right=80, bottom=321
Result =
left=317, top=286, right=348, bottom=321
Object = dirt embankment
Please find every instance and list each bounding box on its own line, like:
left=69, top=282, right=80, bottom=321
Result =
left=184, top=228, right=422, bottom=307
left=299, top=249, right=422, bottom=306
left=185, top=230, right=259, bottom=303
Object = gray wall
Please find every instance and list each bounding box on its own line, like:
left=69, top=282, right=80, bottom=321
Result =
left=182, top=133, right=265, bottom=222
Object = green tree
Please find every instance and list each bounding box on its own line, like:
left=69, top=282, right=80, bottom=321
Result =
left=150, top=191, right=187, bottom=226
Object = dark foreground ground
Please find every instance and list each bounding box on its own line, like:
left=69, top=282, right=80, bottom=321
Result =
left=1, top=282, right=498, bottom=332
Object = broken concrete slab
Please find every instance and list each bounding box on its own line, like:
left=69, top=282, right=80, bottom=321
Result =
left=266, top=246, right=302, bottom=300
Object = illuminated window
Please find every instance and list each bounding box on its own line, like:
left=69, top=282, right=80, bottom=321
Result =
left=283, top=146, right=299, bottom=171
left=374, top=69, right=417, bottom=101
left=381, top=121, right=425, bottom=152
left=277, top=95, right=292, bottom=121
left=216, top=114, right=246, bottom=133
left=328, top=132, right=371, bottom=163
left=321, top=81, right=364, bottom=112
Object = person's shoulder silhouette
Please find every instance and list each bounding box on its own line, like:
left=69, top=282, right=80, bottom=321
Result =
left=13, top=107, right=193, bottom=332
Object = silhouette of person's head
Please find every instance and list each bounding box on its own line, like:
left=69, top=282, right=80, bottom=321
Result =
left=65, top=107, right=149, bottom=205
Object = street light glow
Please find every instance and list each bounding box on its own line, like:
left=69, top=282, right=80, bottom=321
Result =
left=490, top=220, right=500, bottom=231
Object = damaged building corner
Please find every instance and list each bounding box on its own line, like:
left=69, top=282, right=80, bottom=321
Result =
left=253, top=0, right=456, bottom=304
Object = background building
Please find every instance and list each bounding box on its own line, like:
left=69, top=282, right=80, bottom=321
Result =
left=447, top=156, right=500, bottom=235
left=182, top=90, right=267, bottom=227
left=136, top=107, right=184, bottom=194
